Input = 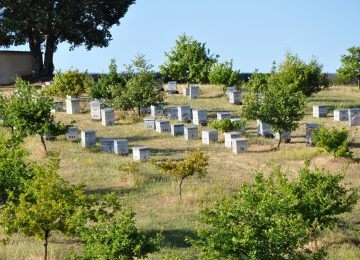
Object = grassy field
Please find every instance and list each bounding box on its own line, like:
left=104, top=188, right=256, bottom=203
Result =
left=0, top=84, right=360, bottom=259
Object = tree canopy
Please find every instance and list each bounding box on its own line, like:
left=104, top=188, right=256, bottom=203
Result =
left=159, top=34, right=218, bottom=84
left=337, top=46, right=360, bottom=88
left=0, top=0, right=135, bottom=76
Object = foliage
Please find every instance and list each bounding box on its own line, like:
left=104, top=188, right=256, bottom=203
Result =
left=192, top=165, right=358, bottom=259
left=209, top=118, right=246, bottom=133
left=45, top=69, right=93, bottom=98
left=0, top=0, right=135, bottom=75
left=152, top=149, right=209, bottom=197
left=159, top=34, right=218, bottom=84
left=243, top=70, right=269, bottom=93
left=277, top=52, right=328, bottom=96
left=337, top=46, right=360, bottom=87
left=111, top=54, right=164, bottom=115
left=0, top=135, right=35, bottom=205
left=208, top=60, right=240, bottom=87
left=311, top=126, right=352, bottom=158
left=0, top=156, right=86, bottom=260
left=90, top=59, right=127, bottom=100
left=1, top=78, right=66, bottom=152
left=241, top=73, right=306, bottom=148
left=76, top=193, right=162, bottom=260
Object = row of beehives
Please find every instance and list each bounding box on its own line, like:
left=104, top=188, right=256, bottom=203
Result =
left=64, top=126, right=150, bottom=161
left=313, top=105, right=360, bottom=126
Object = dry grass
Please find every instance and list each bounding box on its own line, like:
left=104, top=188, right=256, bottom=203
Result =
left=0, top=84, right=359, bottom=259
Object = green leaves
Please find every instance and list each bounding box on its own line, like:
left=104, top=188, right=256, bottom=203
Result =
left=337, top=46, right=360, bottom=86
left=209, top=60, right=240, bottom=87
left=160, top=34, right=218, bottom=84
left=192, top=165, right=358, bottom=259
left=209, top=118, right=246, bottom=133
left=311, top=126, right=352, bottom=158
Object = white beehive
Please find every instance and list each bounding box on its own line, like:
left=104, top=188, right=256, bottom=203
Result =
left=133, top=147, right=150, bottom=161
left=171, top=123, right=184, bottom=136
left=183, top=87, right=189, bottom=96
left=140, top=107, right=151, bottom=114
left=101, top=108, right=115, bottom=126
left=167, top=107, right=178, bottom=120
left=189, top=85, right=200, bottom=99
left=52, top=101, right=63, bottom=112
left=348, top=109, right=360, bottom=126
left=100, top=138, right=114, bottom=153
left=81, top=130, right=96, bottom=148
left=231, top=138, right=248, bottom=154
left=192, top=109, right=208, bottom=126
left=66, top=97, right=80, bottom=114
left=144, top=117, right=156, bottom=129
left=274, top=132, right=291, bottom=143
left=66, top=126, right=78, bottom=141
left=230, top=118, right=245, bottom=133
left=217, top=112, right=231, bottom=120
left=202, top=130, right=218, bottom=144
left=257, top=120, right=273, bottom=137
left=114, top=139, right=129, bottom=155
left=90, top=100, right=104, bottom=120
left=167, top=81, right=177, bottom=93
left=155, top=120, right=171, bottom=133
left=225, top=86, right=236, bottom=97
left=151, top=104, right=164, bottom=117
left=224, top=132, right=241, bottom=148
left=43, top=133, right=55, bottom=140
left=184, top=125, right=198, bottom=140
left=228, top=91, right=242, bottom=104
left=313, top=105, right=328, bottom=118
left=305, top=123, right=320, bottom=145
left=178, top=105, right=191, bottom=122
left=333, top=110, right=349, bottom=121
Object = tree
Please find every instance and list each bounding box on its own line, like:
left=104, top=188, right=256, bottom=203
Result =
left=192, top=165, right=358, bottom=259
left=1, top=78, right=66, bottom=153
left=0, top=0, right=135, bottom=76
left=45, top=69, right=93, bottom=98
left=152, top=149, right=209, bottom=198
left=209, top=118, right=246, bottom=133
left=337, top=46, right=360, bottom=88
left=208, top=60, right=240, bottom=88
left=76, top=193, right=162, bottom=259
left=311, top=126, right=352, bottom=158
left=0, top=157, right=86, bottom=260
left=277, top=52, right=328, bottom=96
left=89, top=59, right=127, bottom=100
left=0, top=135, right=35, bottom=205
left=111, top=53, right=164, bottom=116
left=159, top=34, right=218, bottom=84
left=241, top=74, right=306, bottom=148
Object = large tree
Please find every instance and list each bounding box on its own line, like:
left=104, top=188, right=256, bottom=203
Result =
left=0, top=0, right=135, bottom=76
left=337, top=46, right=360, bottom=88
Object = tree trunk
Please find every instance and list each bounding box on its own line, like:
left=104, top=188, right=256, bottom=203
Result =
left=357, top=79, right=360, bottom=90
left=138, top=107, right=141, bottom=116
left=28, top=27, right=43, bottom=77
left=277, top=131, right=282, bottom=149
left=43, top=34, right=56, bottom=76
left=44, top=230, right=49, bottom=260
left=40, top=135, right=47, bottom=154
left=178, top=176, right=186, bottom=198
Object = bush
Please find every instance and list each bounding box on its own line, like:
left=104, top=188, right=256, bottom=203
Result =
left=209, top=118, right=246, bottom=133
left=46, top=69, right=93, bottom=97
left=208, top=60, right=240, bottom=87
left=311, top=126, right=352, bottom=158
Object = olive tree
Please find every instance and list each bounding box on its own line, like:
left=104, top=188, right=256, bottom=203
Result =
left=337, top=46, right=360, bottom=88
left=208, top=60, right=240, bottom=88
left=159, top=34, right=218, bottom=84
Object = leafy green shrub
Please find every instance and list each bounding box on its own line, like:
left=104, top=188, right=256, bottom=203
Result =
left=46, top=69, right=93, bottom=97
left=208, top=60, right=240, bottom=87
left=311, top=126, right=352, bottom=158
left=192, top=164, right=358, bottom=259
left=209, top=118, right=246, bottom=133
left=90, top=59, right=127, bottom=100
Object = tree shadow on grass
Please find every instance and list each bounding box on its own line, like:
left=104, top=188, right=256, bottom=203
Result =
left=146, top=229, right=197, bottom=248
left=150, top=147, right=193, bottom=157
left=85, top=186, right=140, bottom=197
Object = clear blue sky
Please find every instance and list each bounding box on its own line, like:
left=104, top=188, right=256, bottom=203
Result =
left=4, top=0, right=360, bottom=73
